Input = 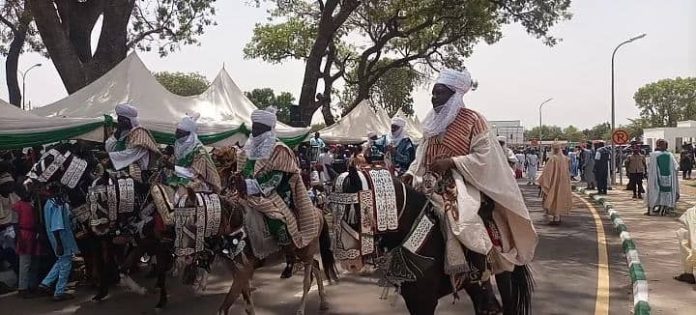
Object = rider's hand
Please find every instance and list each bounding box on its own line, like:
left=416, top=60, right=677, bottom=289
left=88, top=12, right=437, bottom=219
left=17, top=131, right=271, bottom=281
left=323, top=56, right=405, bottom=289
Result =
left=402, top=174, right=414, bottom=186
left=430, top=158, right=455, bottom=175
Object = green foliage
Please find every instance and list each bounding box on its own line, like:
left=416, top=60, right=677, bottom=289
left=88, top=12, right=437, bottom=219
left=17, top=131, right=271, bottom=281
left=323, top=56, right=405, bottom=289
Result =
left=244, top=88, right=296, bottom=124
left=154, top=71, right=210, bottom=96
left=634, top=77, right=696, bottom=127
left=0, top=1, right=44, bottom=56
left=525, top=125, right=564, bottom=141
left=582, top=122, right=612, bottom=141
left=525, top=123, right=614, bottom=142
left=562, top=125, right=584, bottom=142
left=342, top=61, right=422, bottom=116
left=246, top=0, right=572, bottom=116
left=129, top=0, right=218, bottom=56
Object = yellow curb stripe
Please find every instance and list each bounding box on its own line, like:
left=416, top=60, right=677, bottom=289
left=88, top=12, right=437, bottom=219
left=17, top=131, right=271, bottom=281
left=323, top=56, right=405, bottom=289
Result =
left=575, top=193, right=610, bottom=315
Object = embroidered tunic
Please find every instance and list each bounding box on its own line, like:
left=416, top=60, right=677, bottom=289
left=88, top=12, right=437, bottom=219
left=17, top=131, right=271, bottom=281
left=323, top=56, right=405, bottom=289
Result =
left=105, top=127, right=160, bottom=171
left=171, top=145, right=222, bottom=193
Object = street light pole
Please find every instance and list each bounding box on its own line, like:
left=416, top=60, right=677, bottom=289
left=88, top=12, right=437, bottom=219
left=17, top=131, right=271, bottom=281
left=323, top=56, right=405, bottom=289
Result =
left=538, top=98, right=553, bottom=145
left=21, top=63, right=42, bottom=110
left=610, top=33, right=646, bottom=184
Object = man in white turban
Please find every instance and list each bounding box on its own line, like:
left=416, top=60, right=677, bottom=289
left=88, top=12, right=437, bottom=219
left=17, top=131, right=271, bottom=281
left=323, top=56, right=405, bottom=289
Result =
left=236, top=107, right=321, bottom=277
left=169, top=113, right=221, bottom=193
left=403, top=68, right=537, bottom=311
left=105, top=103, right=160, bottom=178
left=387, top=116, right=415, bottom=175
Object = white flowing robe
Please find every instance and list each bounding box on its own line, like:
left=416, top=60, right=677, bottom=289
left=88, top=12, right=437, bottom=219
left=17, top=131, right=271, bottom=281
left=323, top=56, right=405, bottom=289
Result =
left=407, top=123, right=538, bottom=268
left=677, top=206, right=696, bottom=274
left=646, top=151, right=679, bottom=209
left=525, top=154, right=539, bottom=182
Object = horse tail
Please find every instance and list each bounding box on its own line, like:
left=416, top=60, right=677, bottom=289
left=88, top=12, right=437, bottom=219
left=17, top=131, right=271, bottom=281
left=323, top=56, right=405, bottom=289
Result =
left=510, top=264, right=534, bottom=315
left=319, top=217, right=339, bottom=282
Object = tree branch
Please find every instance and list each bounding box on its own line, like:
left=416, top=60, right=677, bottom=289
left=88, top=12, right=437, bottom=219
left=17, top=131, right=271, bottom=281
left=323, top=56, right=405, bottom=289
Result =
left=0, top=15, right=19, bottom=34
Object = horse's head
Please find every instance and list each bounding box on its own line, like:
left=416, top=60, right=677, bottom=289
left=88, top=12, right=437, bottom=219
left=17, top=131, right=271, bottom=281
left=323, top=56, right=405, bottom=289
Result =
left=330, top=166, right=428, bottom=274
left=24, top=143, right=95, bottom=203
left=177, top=191, right=246, bottom=291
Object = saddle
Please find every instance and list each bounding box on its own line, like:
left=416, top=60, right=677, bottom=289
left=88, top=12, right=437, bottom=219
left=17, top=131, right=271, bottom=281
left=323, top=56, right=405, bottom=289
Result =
left=87, top=173, right=143, bottom=235
left=173, top=192, right=222, bottom=257
left=329, top=167, right=399, bottom=261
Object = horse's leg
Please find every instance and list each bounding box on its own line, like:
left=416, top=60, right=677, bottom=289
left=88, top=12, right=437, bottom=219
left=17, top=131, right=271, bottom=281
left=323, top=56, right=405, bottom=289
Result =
left=463, top=280, right=502, bottom=315
left=295, top=261, right=314, bottom=315
left=218, top=260, right=255, bottom=315
left=155, top=245, right=173, bottom=309
left=93, top=239, right=111, bottom=301
left=241, top=285, right=255, bottom=315
left=401, top=280, right=439, bottom=315
left=117, top=243, right=148, bottom=295
left=312, top=259, right=329, bottom=311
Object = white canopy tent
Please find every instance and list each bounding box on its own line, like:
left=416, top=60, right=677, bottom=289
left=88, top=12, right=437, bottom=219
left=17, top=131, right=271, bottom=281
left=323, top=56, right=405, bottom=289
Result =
left=317, top=100, right=390, bottom=144
left=32, top=53, right=309, bottom=147
left=0, top=99, right=103, bottom=149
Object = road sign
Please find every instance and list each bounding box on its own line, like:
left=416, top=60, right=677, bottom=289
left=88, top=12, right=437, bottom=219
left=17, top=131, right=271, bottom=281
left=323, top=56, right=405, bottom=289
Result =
left=612, top=129, right=629, bottom=145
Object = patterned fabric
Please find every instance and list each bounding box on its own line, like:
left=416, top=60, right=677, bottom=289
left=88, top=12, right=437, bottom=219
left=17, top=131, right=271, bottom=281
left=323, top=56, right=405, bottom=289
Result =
left=367, top=169, right=398, bottom=232
left=173, top=192, right=222, bottom=256
left=190, top=147, right=222, bottom=193
left=244, top=142, right=321, bottom=249
left=59, top=156, right=87, bottom=189
left=87, top=176, right=137, bottom=235
left=150, top=183, right=176, bottom=226
left=127, top=127, right=160, bottom=155
left=424, top=108, right=487, bottom=169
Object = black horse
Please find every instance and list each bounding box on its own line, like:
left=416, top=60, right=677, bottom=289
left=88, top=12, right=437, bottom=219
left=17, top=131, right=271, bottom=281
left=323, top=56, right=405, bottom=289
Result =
left=334, top=167, right=533, bottom=315
left=24, top=143, right=174, bottom=308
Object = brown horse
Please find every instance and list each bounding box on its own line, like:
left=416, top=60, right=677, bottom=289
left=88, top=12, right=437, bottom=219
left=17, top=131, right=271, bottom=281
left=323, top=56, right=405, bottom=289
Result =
left=176, top=191, right=338, bottom=315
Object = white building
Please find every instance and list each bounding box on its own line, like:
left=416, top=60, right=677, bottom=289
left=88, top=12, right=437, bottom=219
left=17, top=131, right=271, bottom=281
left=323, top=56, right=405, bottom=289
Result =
left=643, top=120, right=696, bottom=151
left=490, top=120, right=525, bottom=145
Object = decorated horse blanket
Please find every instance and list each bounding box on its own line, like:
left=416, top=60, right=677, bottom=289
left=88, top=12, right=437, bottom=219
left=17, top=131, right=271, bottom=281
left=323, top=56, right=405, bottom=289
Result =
left=173, top=192, right=222, bottom=256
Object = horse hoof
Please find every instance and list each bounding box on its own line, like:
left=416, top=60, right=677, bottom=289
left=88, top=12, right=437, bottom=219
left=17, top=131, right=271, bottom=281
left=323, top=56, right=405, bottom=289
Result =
left=295, top=310, right=305, bottom=315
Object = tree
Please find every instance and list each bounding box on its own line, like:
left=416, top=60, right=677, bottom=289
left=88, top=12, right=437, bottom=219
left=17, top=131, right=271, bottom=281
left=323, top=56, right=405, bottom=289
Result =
left=562, top=125, right=584, bottom=142
left=634, top=77, right=696, bottom=127
left=244, top=88, right=296, bottom=125
left=246, top=0, right=571, bottom=126
left=524, top=125, right=564, bottom=141
left=583, top=122, right=611, bottom=141
left=0, top=0, right=43, bottom=107
left=154, top=71, right=209, bottom=96
left=25, top=0, right=217, bottom=95
left=341, top=61, right=422, bottom=116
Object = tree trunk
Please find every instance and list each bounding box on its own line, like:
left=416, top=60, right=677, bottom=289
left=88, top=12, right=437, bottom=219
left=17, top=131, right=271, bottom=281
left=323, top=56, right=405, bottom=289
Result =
left=29, top=0, right=133, bottom=94
left=5, top=30, right=27, bottom=107
left=28, top=0, right=88, bottom=93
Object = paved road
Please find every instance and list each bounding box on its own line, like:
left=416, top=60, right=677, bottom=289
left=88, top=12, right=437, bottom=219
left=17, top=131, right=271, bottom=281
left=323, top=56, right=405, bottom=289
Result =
left=0, top=181, right=630, bottom=314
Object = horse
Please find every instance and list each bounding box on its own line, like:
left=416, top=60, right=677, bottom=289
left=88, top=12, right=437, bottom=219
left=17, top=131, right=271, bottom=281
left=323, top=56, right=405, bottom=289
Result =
left=331, top=166, right=533, bottom=315
left=176, top=189, right=338, bottom=315
left=24, top=143, right=175, bottom=308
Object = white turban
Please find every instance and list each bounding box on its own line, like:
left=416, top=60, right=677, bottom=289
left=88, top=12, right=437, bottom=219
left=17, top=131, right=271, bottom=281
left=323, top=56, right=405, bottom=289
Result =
left=436, top=68, right=473, bottom=94
left=177, top=112, right=201, bottom=133
left=174, top=112, right=203, bottom=162
left=251, top=107, right=278, bottom=128
left=391, top=117, right=407, bottom=128
left=115, top=103, right=140, bottom=127
left=422, top=68, right=473, bottom=137
left=389, top=117, right=408, bottom=145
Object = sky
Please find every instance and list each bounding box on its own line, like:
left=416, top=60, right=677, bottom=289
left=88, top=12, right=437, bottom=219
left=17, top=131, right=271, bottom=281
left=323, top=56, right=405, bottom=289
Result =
left=1, top=0, right=695, bottom=130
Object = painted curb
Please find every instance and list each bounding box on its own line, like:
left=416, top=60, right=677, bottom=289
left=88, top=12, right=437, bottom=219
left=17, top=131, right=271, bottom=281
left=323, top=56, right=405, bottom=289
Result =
left=573, top=186, right=651, bottom=315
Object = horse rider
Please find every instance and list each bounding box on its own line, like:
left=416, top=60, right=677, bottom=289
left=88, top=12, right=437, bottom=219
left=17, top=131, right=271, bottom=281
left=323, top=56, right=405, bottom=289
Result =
left=363, top=131, right=388, bottom=166
left=235, top=107, right=321, bottom=279
left=169, top=113, right=221, bottom=193
left=105, top=103, right=160, bottom=181
left=387, top=117, right=416, bottom=176
left=402, top=68, right=537, bottom=307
